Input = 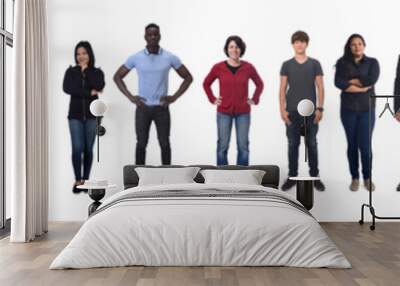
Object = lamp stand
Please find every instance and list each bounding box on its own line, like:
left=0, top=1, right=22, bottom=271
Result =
left=303, top=116, right=308, bottom=162
left=96, top=117, right=100, bottom=162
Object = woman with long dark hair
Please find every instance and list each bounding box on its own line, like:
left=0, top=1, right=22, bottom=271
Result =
left=63, top=41, right=105, bottom=193
left=334, top=34, right=380, bottom=191
left=203, top=36, right=264, bottom=166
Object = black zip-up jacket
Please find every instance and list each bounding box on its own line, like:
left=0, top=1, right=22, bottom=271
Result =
left=63, top=65, right=105, bottom=120
left=394, top=55, right=400, bottom=113
left=335, top=56, right=380, bottom=112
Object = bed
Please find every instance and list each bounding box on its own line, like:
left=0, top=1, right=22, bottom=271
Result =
left=50, top=165, right=350, bottom=269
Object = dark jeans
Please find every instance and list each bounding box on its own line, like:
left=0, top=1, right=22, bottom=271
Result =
left=286, top=111, right=319, bottom=177
left=340, top=108, right=375, bottom=180
left=217, top=112, right=250, bottom=166
left=135, top=105, right=171, bottom=165
left=68, top=119, right=97, bottom=181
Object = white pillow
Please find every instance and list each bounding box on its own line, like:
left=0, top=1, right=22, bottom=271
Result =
left=135, top=167, right=201, bottom=186
left=200, top=169, right=266, bottom=185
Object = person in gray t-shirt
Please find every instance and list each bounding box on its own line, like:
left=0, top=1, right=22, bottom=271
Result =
left=280, top=57, right=323, bottom=111
left=279, top=31, right=325, bottom=192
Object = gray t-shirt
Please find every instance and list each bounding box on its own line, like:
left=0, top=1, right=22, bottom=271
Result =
left=280, top=57, right=323, bottom=112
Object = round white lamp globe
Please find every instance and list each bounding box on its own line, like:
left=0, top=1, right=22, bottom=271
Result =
left=90, top=99, right=107, bottom=117
left=297, top=99, right=315, bottom=117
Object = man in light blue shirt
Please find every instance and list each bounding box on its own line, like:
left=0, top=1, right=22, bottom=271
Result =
left=123, top=47, right=184, bottom=106
left=114, top=23, right=193, bottom=165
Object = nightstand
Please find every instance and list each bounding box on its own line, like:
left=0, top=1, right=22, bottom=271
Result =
left=77, top=184, right=116, bottom=216
left=289, top=177, right=318, bottom=210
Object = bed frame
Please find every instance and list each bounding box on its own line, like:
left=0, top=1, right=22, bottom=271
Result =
left=123, top=165, right=280, bottom=190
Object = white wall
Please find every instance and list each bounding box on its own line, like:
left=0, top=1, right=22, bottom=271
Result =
left=48, top=0, right=400, bottom=221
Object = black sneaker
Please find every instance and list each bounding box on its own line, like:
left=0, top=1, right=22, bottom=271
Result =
left=397, top=183, right=400, bottom=192
left=314, top=180, right=326, bottom=191
left=81, top=180, right=88, bottom=193
left=72, top=184, right=81, bottom=194
left=281, top=178, right=296, bottom=191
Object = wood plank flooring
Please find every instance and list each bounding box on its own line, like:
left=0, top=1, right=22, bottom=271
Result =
left=0, top=222, right=399, bottom=286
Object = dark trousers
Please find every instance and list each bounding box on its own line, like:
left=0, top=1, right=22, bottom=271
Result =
left=286, top=111, right=319, bottom=177
left=68, top=119, right=97, bottom=181
left=135, top=105, right=171, bottom=165
left=340, top=108, right=375, bottom=180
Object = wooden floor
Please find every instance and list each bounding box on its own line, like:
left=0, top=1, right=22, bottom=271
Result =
left=0, top=222, right=400, bottom=286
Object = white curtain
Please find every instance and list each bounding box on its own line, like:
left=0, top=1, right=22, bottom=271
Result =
left=9, top=0, right=48, bottom=242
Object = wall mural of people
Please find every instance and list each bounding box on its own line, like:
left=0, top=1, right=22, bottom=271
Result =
left=58, top=24, right=399, bottom=196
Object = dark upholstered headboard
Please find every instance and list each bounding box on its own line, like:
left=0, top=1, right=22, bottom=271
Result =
left=123, top=165, right=280, bottom=190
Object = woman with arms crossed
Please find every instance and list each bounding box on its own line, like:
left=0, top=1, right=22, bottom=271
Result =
left=335, top=34, right=380, bottom=192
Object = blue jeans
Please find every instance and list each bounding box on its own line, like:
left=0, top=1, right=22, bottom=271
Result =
left=286, top=111, right=319, bottom=177
left=340, top=108, right=375, bottom=180
left=217, top=112, right=250, bottom=166
left=68, top=119, right=97, bottom=181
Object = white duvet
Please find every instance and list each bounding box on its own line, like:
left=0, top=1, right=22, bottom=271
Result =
left=50, top=183, right=351, bottom=269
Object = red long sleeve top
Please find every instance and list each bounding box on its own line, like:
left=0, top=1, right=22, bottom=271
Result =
left=203, top=61, right=264, bottom=114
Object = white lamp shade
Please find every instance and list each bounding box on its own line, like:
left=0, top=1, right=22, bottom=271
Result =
left=90, top=99, right=107, bottom=117
left=297, top=99, right=315, bottom=117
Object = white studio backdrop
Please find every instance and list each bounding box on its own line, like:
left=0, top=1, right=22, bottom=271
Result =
left=47, top=0, right=400, bottom=221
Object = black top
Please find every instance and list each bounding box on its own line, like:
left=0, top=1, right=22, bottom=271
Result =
left=394, top=55, right=400, bottom=113
left=225, top=61, right=241, bottom=74
left=63, top=65, right=105, bottom=120
left=334, top=56, right=380, bottom=112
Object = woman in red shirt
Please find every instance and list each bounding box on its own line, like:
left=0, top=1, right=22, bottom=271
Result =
left=203, top=36, right=264, bottom=166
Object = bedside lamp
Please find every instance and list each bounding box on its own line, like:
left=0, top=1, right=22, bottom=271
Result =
left=297, top=99, right=315, bottom=162
left=90, top=99, right=107, bottom=162
left=79, top=99, right=115, bottom=216
left=289, top=99, right=317, bottom=211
